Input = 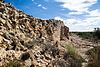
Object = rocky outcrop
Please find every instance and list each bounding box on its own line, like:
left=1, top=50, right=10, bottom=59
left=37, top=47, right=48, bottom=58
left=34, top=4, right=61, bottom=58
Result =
left=0, top=2, right=84, bottom=67
left=0, top=0, right=3, bottom=3
left=60, top=26, right=69, bottom=40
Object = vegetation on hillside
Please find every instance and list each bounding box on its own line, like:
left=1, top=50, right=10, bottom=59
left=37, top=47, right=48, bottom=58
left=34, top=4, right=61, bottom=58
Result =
left=71, top=28, right=100, bottom=41
left=86, top=46, right=100, bottom=67
left=65, top=43, right=85, bottom=67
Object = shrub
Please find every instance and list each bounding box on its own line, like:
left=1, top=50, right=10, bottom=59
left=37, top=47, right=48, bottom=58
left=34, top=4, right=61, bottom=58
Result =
left=65, top=44, right=76, bottom=56
left=86, top=46, right=100, bottom=67
left=65, top=43, right=85, bottom=67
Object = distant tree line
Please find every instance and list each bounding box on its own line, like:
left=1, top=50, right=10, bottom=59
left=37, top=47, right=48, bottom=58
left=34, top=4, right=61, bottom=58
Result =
left=72, top=27, right=100, bottom=41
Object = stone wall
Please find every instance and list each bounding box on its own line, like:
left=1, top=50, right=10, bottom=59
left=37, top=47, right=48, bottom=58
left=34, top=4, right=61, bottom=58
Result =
left=0, top=2, right=70, bottom=66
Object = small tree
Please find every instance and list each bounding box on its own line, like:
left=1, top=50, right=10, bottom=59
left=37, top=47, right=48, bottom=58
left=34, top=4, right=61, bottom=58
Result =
left=94, top=28, right=100, bottom=39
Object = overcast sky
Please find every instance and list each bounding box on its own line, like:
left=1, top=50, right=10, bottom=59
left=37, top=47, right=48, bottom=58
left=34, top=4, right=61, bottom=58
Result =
left=5, top=0, right=100, bottom=31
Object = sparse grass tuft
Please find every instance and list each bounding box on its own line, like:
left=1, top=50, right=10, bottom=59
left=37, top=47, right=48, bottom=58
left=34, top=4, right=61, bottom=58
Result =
left=64, top=43, right=85, bottom=67
left=65, top=44, right=76, bottom=57
left=2, top=60, right=24, bottom=67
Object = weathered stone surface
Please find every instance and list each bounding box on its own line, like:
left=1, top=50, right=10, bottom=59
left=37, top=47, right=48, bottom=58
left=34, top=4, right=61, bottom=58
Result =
left=0, top=2, right=82, bottom=67
left=0, top=0, right=3, bottom=3
left=20, top=52, right=30, bottom=61
left=60, top=26, right=69, bottom=40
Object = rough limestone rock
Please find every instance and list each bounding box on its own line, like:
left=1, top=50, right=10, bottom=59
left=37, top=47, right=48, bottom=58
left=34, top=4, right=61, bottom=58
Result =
left=0, top=2, right=83, bottom=67
left=0, top=0, right=3, bottom=3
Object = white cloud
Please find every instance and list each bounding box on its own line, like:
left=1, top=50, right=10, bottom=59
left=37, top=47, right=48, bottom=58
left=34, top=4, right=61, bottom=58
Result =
left=54, top=15, right=100, bottom=32
left=38, top=4, right=42, bottom=7
left=70, top=17, right=100, bottom=31
left=54, top=16, right=64, bottom=21
left=55, top=0, right=97, bottom=12
left=37, top=4, right=47, bottom=10
left=68, top=11, right=83, bottom=15
left=42, top=7, right=47, bottom=10
left=65, top=19, right=79, bottom=25
left=54, top=0, right=100, bottom=31
left=83, top=17, right=100, bottom=26
left=88, top=9, right=100, bottom=17
left=32, top=0, right=34, bottom=2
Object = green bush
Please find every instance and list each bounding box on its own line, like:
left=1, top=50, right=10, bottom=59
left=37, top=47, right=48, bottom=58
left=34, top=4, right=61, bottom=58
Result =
left=65, top=44, right=76, bottom=57
left=86, top=46, right=100, bottom=67
left=65, top=43, right=85, bottom=67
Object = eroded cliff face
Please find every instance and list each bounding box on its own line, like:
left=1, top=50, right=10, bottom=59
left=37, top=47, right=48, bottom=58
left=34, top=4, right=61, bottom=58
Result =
left=0, top=2, right=79, bottom=67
